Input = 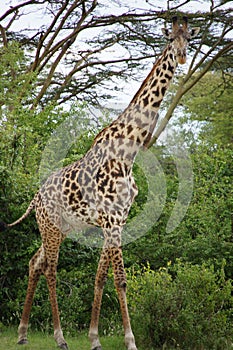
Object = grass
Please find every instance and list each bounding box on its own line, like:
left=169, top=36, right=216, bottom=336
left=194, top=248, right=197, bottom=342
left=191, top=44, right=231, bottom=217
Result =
left=0, top=327, right=127, bottom=350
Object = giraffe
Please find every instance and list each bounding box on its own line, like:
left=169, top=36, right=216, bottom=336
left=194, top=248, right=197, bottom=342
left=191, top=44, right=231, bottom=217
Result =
left=0, top=17, right=199, bottom=350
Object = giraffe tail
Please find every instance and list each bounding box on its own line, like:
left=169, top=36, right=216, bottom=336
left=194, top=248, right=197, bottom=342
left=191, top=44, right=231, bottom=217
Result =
left=0, top=194, right=37, bottom=232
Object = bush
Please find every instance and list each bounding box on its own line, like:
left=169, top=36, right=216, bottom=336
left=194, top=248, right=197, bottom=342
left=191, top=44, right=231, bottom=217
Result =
left=127, top=261, right=233, bottom=349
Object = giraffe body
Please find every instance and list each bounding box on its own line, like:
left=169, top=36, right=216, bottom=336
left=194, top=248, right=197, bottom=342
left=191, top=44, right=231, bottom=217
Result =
left=1, top=17, right=199, bottom=350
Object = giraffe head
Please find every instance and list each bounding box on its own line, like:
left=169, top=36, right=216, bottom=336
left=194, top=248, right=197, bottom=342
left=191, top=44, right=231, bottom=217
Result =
left=162, top=16, right=200, bottom=64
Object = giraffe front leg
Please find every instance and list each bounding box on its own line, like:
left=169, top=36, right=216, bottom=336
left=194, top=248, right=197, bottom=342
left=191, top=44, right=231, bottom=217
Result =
left=89, top=248, right=110, bottom=350
left=111, top=247, right=137, bottom=350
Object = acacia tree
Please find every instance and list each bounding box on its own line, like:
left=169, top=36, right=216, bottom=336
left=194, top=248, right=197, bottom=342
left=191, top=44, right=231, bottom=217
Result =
left=0, top=0, right=232, bottom=114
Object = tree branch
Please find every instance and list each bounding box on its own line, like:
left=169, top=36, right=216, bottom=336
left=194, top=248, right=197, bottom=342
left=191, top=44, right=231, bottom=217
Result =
left=31, top=37, right=77, bottom=109
left=0, top=0, right=47, bottom=22
left=30, top=0, right=70, bottom=71
left=0, top=25, right=8, bottom=47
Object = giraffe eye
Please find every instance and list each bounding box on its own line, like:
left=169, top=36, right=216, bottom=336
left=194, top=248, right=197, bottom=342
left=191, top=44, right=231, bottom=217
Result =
left=169, top=38, right=174, bottom=43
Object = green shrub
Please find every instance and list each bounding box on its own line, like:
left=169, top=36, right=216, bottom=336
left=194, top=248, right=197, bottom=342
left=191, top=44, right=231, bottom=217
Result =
left=127, top=261, right=233, bottom=349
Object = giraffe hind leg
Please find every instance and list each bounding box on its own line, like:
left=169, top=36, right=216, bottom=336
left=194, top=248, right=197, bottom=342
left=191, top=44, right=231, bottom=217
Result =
left=18, top=245, right=45, bottom=345
left=44, top=261, right=68, bottom=350
left=42, top=229, right=68, bottom=350
left=18, top=235, right=68, bottom=350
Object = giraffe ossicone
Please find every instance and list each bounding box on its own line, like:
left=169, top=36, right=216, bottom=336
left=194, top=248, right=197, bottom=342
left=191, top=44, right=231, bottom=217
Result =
left=0, top=17, right=199, bottom=350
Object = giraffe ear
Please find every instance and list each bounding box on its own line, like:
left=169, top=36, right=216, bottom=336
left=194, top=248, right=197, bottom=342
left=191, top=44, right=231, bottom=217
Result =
left=190, top=27, right=200, bottom=38
left=161, top=28, right=170, bottom=39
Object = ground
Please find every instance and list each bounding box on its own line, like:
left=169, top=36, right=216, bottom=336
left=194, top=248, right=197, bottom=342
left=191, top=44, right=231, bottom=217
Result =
left=0, top=327, right=129, bottom=350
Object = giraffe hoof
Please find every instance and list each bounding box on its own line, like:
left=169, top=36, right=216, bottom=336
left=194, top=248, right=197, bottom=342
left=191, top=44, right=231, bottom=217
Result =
left=18, top=338, right=28, bottom=345
left=59, top=343, right=69, bottom=350
left=92, top=347, right=102, bottom=350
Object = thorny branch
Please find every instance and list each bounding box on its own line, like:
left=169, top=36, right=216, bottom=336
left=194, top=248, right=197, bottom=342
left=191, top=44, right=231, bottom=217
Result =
left=0, top=0, right=232, bottom=112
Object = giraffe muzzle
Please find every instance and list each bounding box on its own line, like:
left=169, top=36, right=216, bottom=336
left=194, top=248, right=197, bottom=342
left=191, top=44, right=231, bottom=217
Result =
left=178, top=55, right=186, bottom=64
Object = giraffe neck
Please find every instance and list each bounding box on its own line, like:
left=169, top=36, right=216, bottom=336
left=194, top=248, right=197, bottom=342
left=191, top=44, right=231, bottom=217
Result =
left=92, top=44, right=177, bottom=165
left=116, top=44, right=177, bottom=146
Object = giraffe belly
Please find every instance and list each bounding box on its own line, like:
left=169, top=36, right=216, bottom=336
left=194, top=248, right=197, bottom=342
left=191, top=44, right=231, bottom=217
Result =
left=61, top=204, right=100, bottom=232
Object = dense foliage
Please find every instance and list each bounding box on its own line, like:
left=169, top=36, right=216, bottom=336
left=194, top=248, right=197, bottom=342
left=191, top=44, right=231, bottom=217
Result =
left=126, top=145, right=233, bottom=277
left=128, top=262, right=233, bottom=349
